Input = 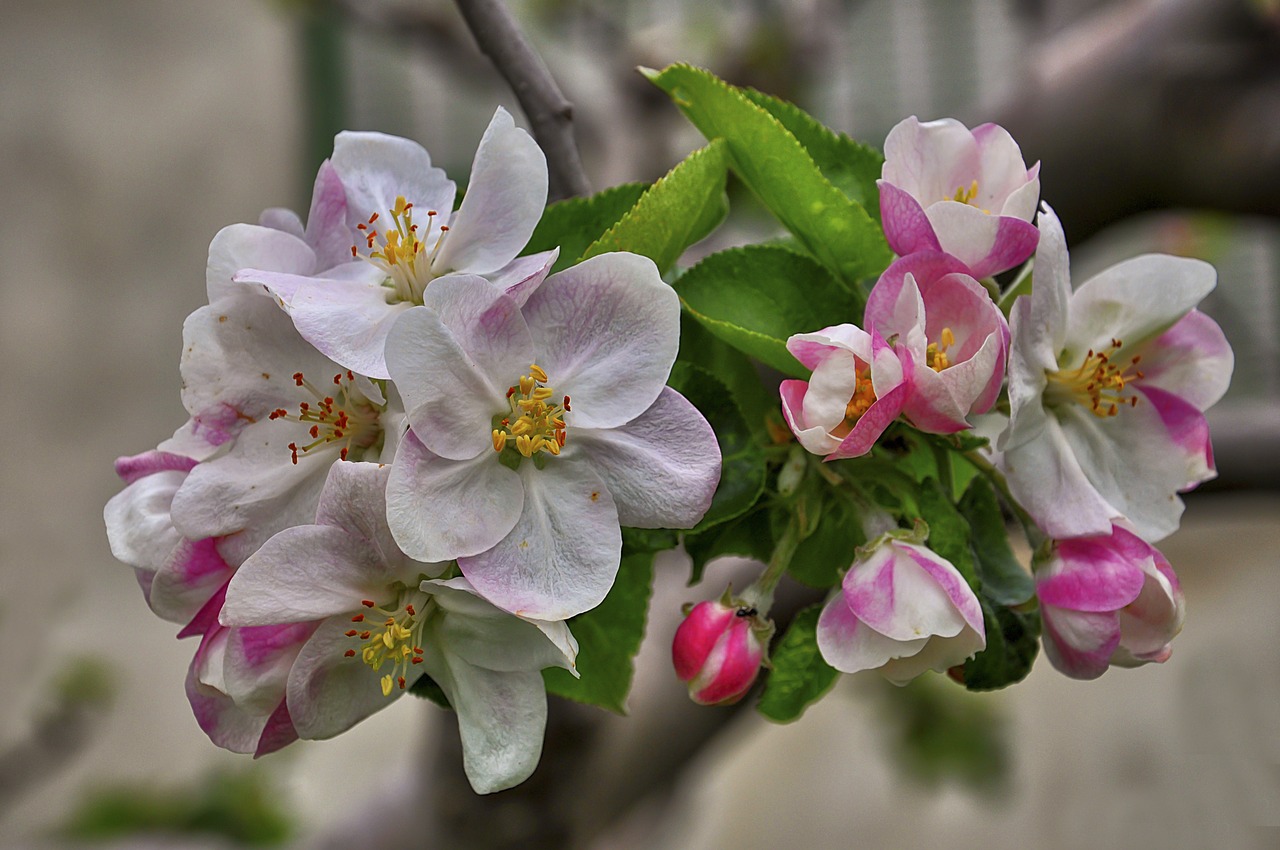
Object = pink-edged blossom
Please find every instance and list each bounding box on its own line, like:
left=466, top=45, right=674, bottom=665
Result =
left=234, top=107, right=557, bottom=379
left=1036, top=524, right=1184, bottom=679
left=165, top=292, right=398, bottom=567
left=817, top=534, right=985, bottom=685
left=879, top=116, right=1040, bottom=278
left=781, top=325, right=910, bottom=459
left=998, top=205, right=1232, bottom=541
left=383, top=255, right=721, bottom=621
left=104, top=450, right=235, bottom=625
left=863, top=251, right=1008, bottom=433
left=673, top=596, right=771, bottom=706
left=184, top=587, right=316, bottom=757
left=220, top=462, right=577, bottom=793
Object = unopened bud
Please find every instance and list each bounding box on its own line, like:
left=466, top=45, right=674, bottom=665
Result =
left=672, top=598, right=770, bottom=706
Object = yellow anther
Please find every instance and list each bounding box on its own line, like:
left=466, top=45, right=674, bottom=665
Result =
left=381, top=675, right=394, bottom=697
left=940, top=327, right=956, bottom=349
left=952, top=180, right=979, bottom=205
left=1046, top=339, right=1144, bottom=417
left=493, top=366, right=569, bottom=461
left=927, top=326, right=956, bottom=373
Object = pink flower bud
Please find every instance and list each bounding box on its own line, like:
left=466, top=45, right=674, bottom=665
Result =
left=1037, top=524, right=1185, bottom=680
left=673, top=599, right=768, bottom=706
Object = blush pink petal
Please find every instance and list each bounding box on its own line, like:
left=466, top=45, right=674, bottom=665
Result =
left=1040, top=606, right=1120, bottom=680
left=878, top=180, right=942, bottom=257
left=817, top=593, right=929, bottom=674
left=569, top=387, right=720, bottom=528
left=331, top=130, right=456, bottom=234
left=1138, top=310, right=1234, bottom=411
left=519, top=253, right=679, bottom=431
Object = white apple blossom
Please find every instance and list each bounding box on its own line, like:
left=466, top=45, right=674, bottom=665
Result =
left=234, top=108, right=557, bottom=379
left=384, top=254, right=721, bottom=621
left=999, top=205, right=1232, bottom=541
left=220, top=462, right=577, bottom=793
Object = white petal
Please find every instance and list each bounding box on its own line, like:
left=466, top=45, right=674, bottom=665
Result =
left=385, top=431, right=523, bottom=563
left=1000, top=413, right=1119, bottom=539
left=1057, top=401, right=1193, bottom=542
left=816, top=593, right=928, bottom=675
left=235, top=265, right=410, bottom=380
left=432, top=108, right=548, bottom=276
left=1065, top=254, right=1216, bottom=359
left=423, top=652, right=547, bottom=794
left=459, top=458, right=621, bottom=621
left=520, top=253, right=679, bottom=430
left=423, top=579, right=577, bottom=674
left=331, top=131, right=456, bottom=231
left=104, top=470, right=187, bottom=572
left=222, top=525, right=403, bottom=626
left=569, top=388, right=720, bottom=528
left=286, top=614, right=419, bottom=740
left=878, top=627, right=985, bottom=685
left=206, top=224, right=316, bottom=303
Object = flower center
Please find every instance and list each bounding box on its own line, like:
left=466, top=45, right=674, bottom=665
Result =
left=949, top=180, right=990, bottom=214
left=269, top=370, right=383, bottom=464
left=351, top=195, right=451, bottom=304
left=834, top=366, right=876, bottom=437
left=1045, top=338, right=1145, bottom=418
left=492, top=363, right=568, bottom=459
left=341, top=590, right=433, bottom=697
left=926, top=327, right=956, bottom=372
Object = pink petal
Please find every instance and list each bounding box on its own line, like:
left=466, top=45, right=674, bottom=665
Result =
left=878, top=180, right=941, bottom=257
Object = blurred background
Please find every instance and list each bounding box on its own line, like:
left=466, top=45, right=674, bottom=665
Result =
left=1, top=0, right=1277, bottom=847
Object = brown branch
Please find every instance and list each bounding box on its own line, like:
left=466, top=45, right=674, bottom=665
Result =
left=452, top=0, right=592, bottom=201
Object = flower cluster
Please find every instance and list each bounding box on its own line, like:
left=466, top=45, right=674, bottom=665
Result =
left=768, top=116, right=1229, bottom=685
left=107, top=68, right=1234, bottom=791
left=105, top=108, right=720, bottom=793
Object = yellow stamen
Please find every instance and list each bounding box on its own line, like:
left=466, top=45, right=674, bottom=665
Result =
left=492, top=363, right=568, bottom=459
left=926, top=326, right=956, bottom=372
left=1046, top=338, right=1145, bottom=418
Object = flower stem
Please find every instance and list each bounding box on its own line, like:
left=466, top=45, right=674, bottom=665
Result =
left=741, top=514, right=803, bottom=614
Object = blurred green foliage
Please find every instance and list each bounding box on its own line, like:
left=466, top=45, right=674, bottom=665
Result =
left=59, top=769, right=293, bottom=846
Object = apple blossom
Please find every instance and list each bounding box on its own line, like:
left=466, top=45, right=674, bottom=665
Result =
left=1036, top=524, right=1185, bottom=679
left=780, top=324, right=911, bottom=459
left=817, top=535, right=985, bottom=685
left=234, top=107, right=557, bottom=379
left=673, top=596, right=771, bottom=705
left=879, top=116, right=1040, bottom=278
left=166, top=292, right=398, bottom=567
left=220, top=462, right=577, bottom=793
left=383, top=254, right=720, bottom=621
left=998, top=204, right=1233, bottom=541
left=863, top=251, right=1008, bottom=433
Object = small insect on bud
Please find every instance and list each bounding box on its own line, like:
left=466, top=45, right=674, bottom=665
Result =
left=672, top=597, right=771, bottom=706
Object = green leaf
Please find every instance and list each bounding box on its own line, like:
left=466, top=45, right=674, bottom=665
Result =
left=543, top=552, right=655, bottom=714
left=787, top=490, right=863, bottom=589
left=961, top=599, right=1041, bottom=691
left=582, top=140, right=729, bottom=275
left=916, top=480, right=977, bottom=586
left=757, top=603, right=840, bottom=722
left=676, top=244, right=862, bottom=377
left=958, top=477, right=1034, bottom=606
left=668, top=362, right=767, bottom=533
left=677, top=314, right=774, bottom=441
left=684, top=506, right=774, bottom=586
left=621, top=526, right=679, bottom=555
left=738, top=87, right=884, bottom=219
left=523, top=182, right=648, bottom=274
left=645, top=64, right=890, bottom=284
